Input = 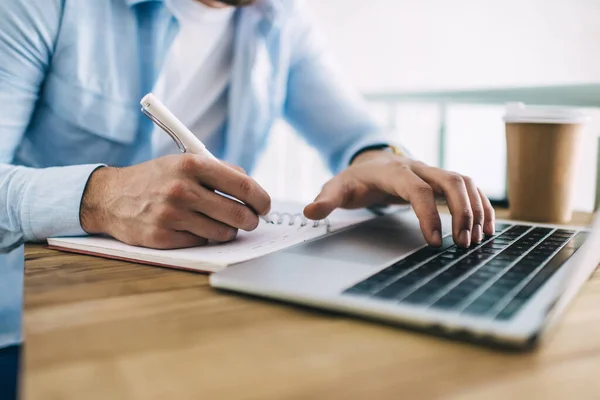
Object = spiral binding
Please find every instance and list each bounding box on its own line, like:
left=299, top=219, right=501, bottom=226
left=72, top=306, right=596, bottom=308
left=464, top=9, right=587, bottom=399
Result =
left=267, top=212, right=331, bottom=230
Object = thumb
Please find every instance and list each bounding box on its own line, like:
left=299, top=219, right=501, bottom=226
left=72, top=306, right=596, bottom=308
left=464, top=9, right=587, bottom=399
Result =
left=303, top=179, right=348, bottom=220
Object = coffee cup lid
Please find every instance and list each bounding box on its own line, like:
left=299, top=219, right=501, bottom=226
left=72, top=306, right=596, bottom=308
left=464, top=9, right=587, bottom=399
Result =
left=503, top=102, right=590, bottom=124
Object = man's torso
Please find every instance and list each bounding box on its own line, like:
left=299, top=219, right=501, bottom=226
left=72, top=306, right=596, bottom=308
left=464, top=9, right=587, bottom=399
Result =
left=9, top=0, right=294, bottom=172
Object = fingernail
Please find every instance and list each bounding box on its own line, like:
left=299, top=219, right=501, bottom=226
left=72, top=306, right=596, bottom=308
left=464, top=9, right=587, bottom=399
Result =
left=432, top=230, right=442, bottom=247
left=459, top=229, right=471, bottom=248
left=473, top=224, right=483, bottom=243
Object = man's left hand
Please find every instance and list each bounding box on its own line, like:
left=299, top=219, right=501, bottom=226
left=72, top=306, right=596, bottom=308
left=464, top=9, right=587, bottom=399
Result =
left=303, top=150, right=495, bottom=248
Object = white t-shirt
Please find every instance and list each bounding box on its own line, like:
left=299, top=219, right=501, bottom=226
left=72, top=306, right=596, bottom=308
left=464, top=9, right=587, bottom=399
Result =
left=152, top=0, right=235, bottom=157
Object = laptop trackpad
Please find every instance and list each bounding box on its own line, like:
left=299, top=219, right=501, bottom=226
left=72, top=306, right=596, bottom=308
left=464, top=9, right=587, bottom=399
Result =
left=285, top=213, right=446, bottom=265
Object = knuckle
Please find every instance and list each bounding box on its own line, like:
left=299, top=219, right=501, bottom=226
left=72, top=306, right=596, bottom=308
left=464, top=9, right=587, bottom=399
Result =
left=165, top=180, right=187, bottom=200
left=394, top=163, right=413, bottom=175
left=214, top=225, right=237, bottom=242
left=459, top=207, right=474, bottom=223
left=446, top=172, right=465, bottom=186
left=462, top=175, right=474, bottom=186
left=472, top=204, right=485, bottom=220
left=413, top=184, right=434, bottom=198
left=484, top=203, right=496, bottom=215
left=412, top=160, right=428, bottom=170
left=154, top=204, right=177, bottom=225
left=335, top=179, right=353, bottom=200
left=177, top=154, right=199, bottom=174
left=238, top=177, right=255, bottom=197
left=424, top=209, right=441, bottom=223
left=473, top=207, right=485, bottom=223
left=231, top=205, right=256, bottom=229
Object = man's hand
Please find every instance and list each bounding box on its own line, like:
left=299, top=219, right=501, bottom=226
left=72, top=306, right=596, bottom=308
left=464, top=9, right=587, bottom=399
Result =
left=304, top=150, right=495, bottom=248
left=80, top=154, right=271, bottom=249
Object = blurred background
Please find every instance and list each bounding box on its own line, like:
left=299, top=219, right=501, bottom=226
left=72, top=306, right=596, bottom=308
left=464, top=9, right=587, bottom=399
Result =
left=253, top=0, right=600, bottom=212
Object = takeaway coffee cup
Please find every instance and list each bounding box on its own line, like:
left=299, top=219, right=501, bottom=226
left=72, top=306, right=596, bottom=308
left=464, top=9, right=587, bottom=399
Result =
left=503, top=103, right=589, bottom=224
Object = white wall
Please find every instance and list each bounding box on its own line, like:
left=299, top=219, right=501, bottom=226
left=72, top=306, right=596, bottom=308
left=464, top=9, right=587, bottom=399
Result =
left=253, top=0, right=600, bottom=211
left=305, top=0, right=600, bottom=91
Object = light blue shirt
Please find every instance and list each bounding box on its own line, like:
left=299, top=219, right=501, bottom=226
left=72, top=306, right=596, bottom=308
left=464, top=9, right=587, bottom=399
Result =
left=0, top=0, right=394, bottom=242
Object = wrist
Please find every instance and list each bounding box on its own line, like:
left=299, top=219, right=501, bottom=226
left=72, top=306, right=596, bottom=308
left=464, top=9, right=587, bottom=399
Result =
left=80, top=166, right=114, bottom=234
left=351, top=144, right=408, bottom=166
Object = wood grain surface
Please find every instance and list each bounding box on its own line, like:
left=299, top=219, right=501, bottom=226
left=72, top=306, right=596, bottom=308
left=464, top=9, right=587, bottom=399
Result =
left=22, top=210, right=600, bottom=399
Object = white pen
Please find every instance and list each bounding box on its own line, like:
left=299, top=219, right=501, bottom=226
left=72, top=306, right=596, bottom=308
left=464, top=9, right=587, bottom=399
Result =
left=140, top=93, right=273, bottom=224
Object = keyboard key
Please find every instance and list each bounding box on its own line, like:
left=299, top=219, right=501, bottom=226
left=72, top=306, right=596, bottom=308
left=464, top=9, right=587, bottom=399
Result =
left=512, top=246, right=580, bottom=302
left=436, top=258, right=456, bottom=266
left=532, top=227, right=553, bottom=235
left=440, top=252, right=461, bottom=260
left=491, top=233, right=589, bottom=314
left=496, top=235, right=586, bottom=320
left=458, top=276, right=485, bottom=289
left=494, top=223, right=513, bottom=233
left=346, top=226, right=589, bottom=316
left=372, top=281, right=414, bottom=300
left=463, top=299, right=497, bottom=316
left=511, top=263, right=534, bottom=273
left=555, top=229, right=575, bottom=236
left=479, top=247, right=500, bottom=255
left=503, top=267, right=530, bottom=280
left=470, top=252, right=490, bottom=261
left=484, top=257, right=510, bottom=266
left=523, top=252, right=550, bottom=262
left=495, top=298, right=527, bottom=320
left=431, top=297, right=463, bottom=310
left=494, top=254, right=516, bottom=263
left=431, top=291, right=467, bottom=309
left=516, top=260, right=539, bottom=269
left=399, top=272, right=427, bottom=284
left=401, top=291, right=433, bottom=305
left=404, top=251, right=435, bottom=264
left=344, top=280, right=387, bottom=295
left=480, top=285, right=512, bottom=300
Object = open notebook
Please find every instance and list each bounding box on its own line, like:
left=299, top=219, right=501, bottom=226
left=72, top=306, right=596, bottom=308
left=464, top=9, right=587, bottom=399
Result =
left=47, top=201, right=397, bottom=273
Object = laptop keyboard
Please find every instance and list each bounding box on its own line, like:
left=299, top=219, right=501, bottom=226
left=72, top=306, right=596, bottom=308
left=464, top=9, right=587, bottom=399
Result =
left=343, top=223, right=588, bottom=321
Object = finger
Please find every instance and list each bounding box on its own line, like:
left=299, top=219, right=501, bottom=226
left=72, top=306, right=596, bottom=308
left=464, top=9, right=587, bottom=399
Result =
left=479, top=187, right=496, bottom=236
left=141, top=229, right=209, bottom=250
left=173, top=212, right=239, bottom=243
left=192, top=187, right=260, bottom=231
left=183, top=156, right=271, bottom=216
left=303, top=178, right=350, bottom=220
left=221, top=161, right=247, bottom=175
left=364, top=164, right=442, bottom=246
left=412, top=164, right=473, bottom=248
left=386, top=170, right=443, bottom=247
left=462, top=176, right=485, bottom=244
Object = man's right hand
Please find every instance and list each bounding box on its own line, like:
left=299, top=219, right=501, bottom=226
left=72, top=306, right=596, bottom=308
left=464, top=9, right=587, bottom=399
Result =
left=80, top=154, right=271, bottom=249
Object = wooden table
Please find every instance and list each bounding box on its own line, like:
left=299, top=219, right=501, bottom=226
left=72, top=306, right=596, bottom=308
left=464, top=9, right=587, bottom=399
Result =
left=23, top=210, right=600, bottom=399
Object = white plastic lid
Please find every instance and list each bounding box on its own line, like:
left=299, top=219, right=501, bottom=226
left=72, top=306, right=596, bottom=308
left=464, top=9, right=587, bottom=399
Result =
left=503, top=102, right=590, bottom=124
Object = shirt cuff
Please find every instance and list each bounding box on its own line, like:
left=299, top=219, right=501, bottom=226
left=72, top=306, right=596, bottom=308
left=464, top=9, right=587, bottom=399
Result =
left=20, top=164, right=105, bottom=241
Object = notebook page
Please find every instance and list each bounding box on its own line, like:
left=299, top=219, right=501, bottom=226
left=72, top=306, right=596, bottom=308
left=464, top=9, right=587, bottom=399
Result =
left=48, top=203, right=381, bottom=268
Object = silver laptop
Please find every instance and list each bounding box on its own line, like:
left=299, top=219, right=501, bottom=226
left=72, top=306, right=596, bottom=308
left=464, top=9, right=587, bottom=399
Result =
left=210, top=209, right=599, bottom=350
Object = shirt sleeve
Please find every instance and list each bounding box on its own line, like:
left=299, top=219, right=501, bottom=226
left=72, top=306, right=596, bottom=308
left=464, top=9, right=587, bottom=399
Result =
left=283, top=0, right=407, bottom=174
left=0, top=0, right=102, bottom=242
